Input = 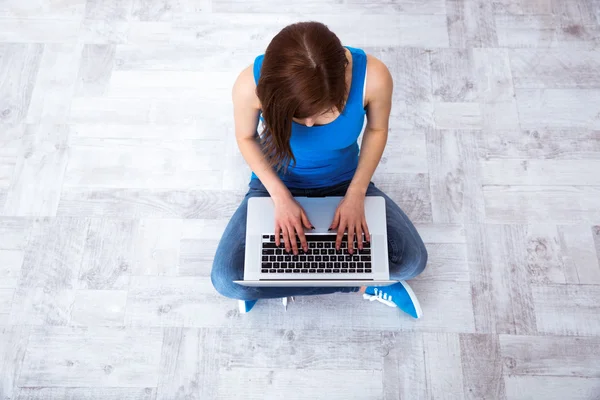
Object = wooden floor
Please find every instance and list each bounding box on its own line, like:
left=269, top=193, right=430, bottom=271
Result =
left=1, top=0, right=600, bottom=399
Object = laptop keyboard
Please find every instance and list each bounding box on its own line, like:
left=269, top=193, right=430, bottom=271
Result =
left=260, top=233, right=372, bottom=274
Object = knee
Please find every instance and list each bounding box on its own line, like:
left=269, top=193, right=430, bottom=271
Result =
left=210, top=259, right=255, bottom=301
left=414, top=241, right=428, bottom=275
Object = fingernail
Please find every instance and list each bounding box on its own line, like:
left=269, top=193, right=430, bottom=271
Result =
left=328, top=228, right=334, bottom=231
left=311, top=226, right=315, bottom=230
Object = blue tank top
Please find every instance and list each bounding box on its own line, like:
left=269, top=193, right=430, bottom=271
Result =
left=251, top=46, right=367, bottom=189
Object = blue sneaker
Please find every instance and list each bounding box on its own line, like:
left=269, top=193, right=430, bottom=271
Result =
left=238, top=299, right=258, bottom=314
left=363, top=281, right=423, bottom=319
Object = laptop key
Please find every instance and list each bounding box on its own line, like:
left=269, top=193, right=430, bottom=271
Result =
left=262, top=256, right=268, bottom=262
left=359, top=249, right=371, bottom=254
left=317, top=269, right=324, bottom=273
left=308, top=256, right=314, bottom=262
left=292, top=255, right=299, bottom=261
left=341, top=269, right=348, bottom=273
left=273, top=262, right=280, bottom=268
left=285, top=270, right=293, bottom=273
left=365, top=262, right=372, bottom=268
left=356, top=269, right=364, bottom=273
left=361, top=256, right=372, bottom=262
left=299, top=256, right=307, bottom=261
left=353, top=255, right=360, bottom=262
left=261, top=269, right=269, bottom=273
left=269, top=256, right=276, bottom=262
left=332, top=269, right=340, bottom=273
left=315, top=256, right=322, bottom=261
left=301, top=269, right=308, bottom=273
left=309, top=269, right=316, bottom=273
left=323, top=256, right=329, bottom=262
left=298, top=249, right=305, bottom=255
left=269, top=269, right=276, bottom=273
left=349, top=262, right=356, bottom=268
left=293, top=269, right=301, bottom=273
left=276, top=249, right=283, bottom=255
left=276, top=256, right=283, bottom=261
left=284, top=255, right=291, bottom=262
left=342, top=262, right=349, bottom=268
left=335, top=249, right=343, bottom=255
left=363, top=241, right=370, bottom=248
left=348, top=269, right=356, bottom=273
left=325, top=269, right=332, bottom=273
left=317, top=242, right=323, bottom=248
left=357, top=262, right=364, bottom=268
left=324, top=242, right=331, bottom=248
left=318, top=262, right=326, bottom=268
left=334, top=262, right=341, bottom=268
left=262, top=242, right=277, bottom=248
left=263, top=249, right=274, bottom=255
left=304, top=262, right=311, bottom=268
left=278, top=269, right=285, bottom=273
left=328, top=249, right=335, bottom=255
left=261, top=262, right=272, bottom=268
left=281, top=262, right=288, bottom=268
left=365, top=269, right=372, bottom=273
left=309, top=242, right=316, bottom=248
left=270, top=235, right=275, bottom=241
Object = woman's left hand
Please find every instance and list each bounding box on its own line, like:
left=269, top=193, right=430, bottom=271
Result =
left=330, top=191, right=371, bottom=254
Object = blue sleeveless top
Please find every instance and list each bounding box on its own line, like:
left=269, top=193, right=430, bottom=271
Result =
left=251, top=46, right=367, bottom=189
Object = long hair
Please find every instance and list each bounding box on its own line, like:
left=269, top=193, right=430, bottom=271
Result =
left=255, top=21, right=349, bottom=171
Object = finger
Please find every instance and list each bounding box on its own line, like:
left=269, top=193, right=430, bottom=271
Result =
left=347, top=224, right=356, bottom=254
left=281, top=225, right=291, bottom=253
left=289, top=224, right=299, bottom=255
left=330, top=209, right=340, bottom=230
left=275, top=224, right=281, bottom=246
left=335, top=219, right=346, bottom=250
left=356, top=222, right=364, bottom=250
left=295, top=221, right=308, bottom=252
left=300, top=210, right=314, bottom=231
left=362, top=218, right=371, bottom=243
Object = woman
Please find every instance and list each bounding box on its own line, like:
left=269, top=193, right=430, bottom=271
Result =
left=211, top=22, right=428, bottom=317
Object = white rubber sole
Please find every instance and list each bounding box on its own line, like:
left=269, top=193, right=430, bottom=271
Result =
left=399, top=281, right=423, bottom=318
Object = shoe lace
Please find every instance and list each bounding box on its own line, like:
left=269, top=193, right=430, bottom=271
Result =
left=363, top=288, right=396, bottom=307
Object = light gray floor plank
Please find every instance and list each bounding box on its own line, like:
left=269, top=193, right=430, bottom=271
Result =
left=79, top=218, right=136, bottom=289
left=499, top=334, right=600, bottom=377
left=446, top=0, right=498, bottom=48
left=430, top=49, right=477, bottom=102
left=75, top=44, right=116, bottom=97
left=20, top=217, right=89, bottom=289
left=26, top=44, right=82, bottom=123
left=16, top=387, right=157, bottom=400
left=532, top=284, right=600, bottom=336
left=516, top=88, right=600, bottom=129
left=18, top=326, right=163, bottom=387
left=467, top=224, right=537, bottom=334
left=460, top=334, right=506, bottom=400
left=476, top=129, right=600, bottom=160
left=558, top=225, right=600, bottom=284
left=217, top=368, right=382, bottom=400
left=57, top=188, right=245, bottom=218
left=0, top=44, right=43, bottom=125
left=382, top=332, right=426, bottom=399
left=0, top=124, right=23, bottom=190
left=3, top=124, right=70, bottom=216
left=0, top=18, right=81, bottom=43
left=423, top=332, right=465, bottom=399
left=0, top=0, right=86, bottom=19
left=480, top=159, right=600, bottom=186
left=413, top=243, right=469, bottom=282
left=510, top=48, right=600, bottom=89
left=504, top=376, right=600, bottom=400
left=132, top=219, right=182, bottom=276
left=426, top=130, right=484, bottom=223
left=484, top=185, right=600, bottom=223
left=0, top=325, right=31, bottom=400
left=0, top=249, right=24, bottom=289
left=131, top=0, right=211, bottom=21
left=9, top=287, right=76, bottom=325
left=70, top=290, right=128, bottom=326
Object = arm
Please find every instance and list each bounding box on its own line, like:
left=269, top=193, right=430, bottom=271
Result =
left=331, top=56, right=393, bottom=251
left=232, top=65, right=291, bottom=201
left=232, top=65, right=313, bottom=254
left=347, top=55, right=393, bottom=196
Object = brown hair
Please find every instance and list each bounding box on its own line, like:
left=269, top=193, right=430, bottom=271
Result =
left=256, top=21, right=349, bottom=171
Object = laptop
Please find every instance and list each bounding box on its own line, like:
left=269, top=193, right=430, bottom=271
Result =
left=235, top=196, right=396, bottom=287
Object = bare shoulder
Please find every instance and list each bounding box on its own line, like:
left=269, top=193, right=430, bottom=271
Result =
left=364, top=54, right=393, bottom=105
left=232, top=64, right=261, bottom=110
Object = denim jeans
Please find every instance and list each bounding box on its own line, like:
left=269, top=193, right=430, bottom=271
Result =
left=211, top=179, right=428, bottom=301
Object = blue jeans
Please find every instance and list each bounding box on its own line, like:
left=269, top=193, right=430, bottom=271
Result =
left=211, top=179, right=428, bottom=301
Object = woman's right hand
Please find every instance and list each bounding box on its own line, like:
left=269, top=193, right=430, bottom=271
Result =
left=273, top=194, right=314, bottom=255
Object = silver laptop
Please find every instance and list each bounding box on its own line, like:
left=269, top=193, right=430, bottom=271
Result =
left=235, top=196, right=396, bottom=287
